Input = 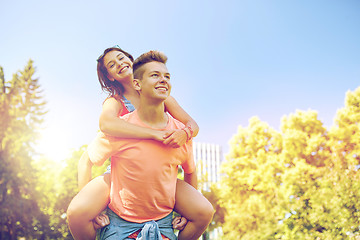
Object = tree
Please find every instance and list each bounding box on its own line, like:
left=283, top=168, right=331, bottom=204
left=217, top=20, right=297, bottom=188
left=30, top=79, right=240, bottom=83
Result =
left=278, top=90, right=360, bottom=239
left=216, top=85, right=360, bottom=239
left=202, top=184, right=225, bottom=234
left=52, top=145, right=109, bottom=238
left=0, top=61, right=50, bottom=239
left=32, top=156, right=65, bottom=239
left=276, top=110, right=330, bottom=239
left=218, top=117, right=285, bottom=239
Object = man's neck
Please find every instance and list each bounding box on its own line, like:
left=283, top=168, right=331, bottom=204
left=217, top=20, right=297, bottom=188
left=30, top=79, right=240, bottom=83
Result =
left=136, top=100, right=168, bottom=129
left=122, top=76, right=137, bottom=95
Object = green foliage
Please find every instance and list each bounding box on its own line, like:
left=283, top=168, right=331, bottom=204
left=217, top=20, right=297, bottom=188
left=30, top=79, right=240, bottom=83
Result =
left=56, top=145, right=109, bottom=215
left=0, top=61, right=53, bottom=239
left=32, top=157, right=68, bottom=239
left=202, top=184, right=225, bottom=232
left=215, top=87, right=360, bottom=239
left=0, top=62, right=111, bottom=239
left=32, top=145, right=109, bottom=239
left=219, top=117, right=284, bottom=239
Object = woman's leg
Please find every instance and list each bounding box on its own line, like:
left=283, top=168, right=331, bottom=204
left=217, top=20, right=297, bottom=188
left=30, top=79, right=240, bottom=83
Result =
left=67, top=173, right=111, bottom=240
left=174, top=179, right=215, bottom=240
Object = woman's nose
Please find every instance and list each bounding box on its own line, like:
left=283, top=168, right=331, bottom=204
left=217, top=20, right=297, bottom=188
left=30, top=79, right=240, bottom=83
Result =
left=115, top=60, right=123, bottom=67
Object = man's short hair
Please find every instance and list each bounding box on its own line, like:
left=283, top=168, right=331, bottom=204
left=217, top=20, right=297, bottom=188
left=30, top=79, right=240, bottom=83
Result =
left=133, top=51, right=168, bottom=80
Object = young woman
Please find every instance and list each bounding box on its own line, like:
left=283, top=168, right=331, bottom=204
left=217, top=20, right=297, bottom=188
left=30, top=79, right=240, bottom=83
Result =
left=67, top=47, right=214, bottom=240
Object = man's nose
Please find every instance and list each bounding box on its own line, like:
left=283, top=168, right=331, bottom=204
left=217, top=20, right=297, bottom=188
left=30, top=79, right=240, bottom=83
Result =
left=160, top=75, right=168, bottom=82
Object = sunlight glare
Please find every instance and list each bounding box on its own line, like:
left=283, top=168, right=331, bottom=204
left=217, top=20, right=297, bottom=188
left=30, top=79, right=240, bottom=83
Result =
left=36, top=127, right=72, bottom=162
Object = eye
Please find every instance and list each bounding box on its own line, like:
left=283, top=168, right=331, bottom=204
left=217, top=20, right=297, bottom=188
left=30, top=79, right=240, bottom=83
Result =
left=165, top=75, right=170, bottom=80
left=151, top=73, right=159, bottom=77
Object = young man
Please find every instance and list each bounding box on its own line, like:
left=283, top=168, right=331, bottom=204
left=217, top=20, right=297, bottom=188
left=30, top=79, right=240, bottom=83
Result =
left=84, top=51, right=197, bottom=239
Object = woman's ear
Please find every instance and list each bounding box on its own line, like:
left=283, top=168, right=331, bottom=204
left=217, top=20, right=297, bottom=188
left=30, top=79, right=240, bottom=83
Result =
left=133, top=78, right=141, bottom=91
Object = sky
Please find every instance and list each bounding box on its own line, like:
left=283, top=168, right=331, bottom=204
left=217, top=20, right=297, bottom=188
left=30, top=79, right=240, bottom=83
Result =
left=1, top=0, right=359, bottom=162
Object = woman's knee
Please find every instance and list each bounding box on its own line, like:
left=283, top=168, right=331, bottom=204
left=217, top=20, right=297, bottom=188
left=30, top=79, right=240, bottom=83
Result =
left=67, top=199, right=85, bottom=223
left=199, top=200, right=215, bottom=223
left=190, top=198, right=214, bottom=226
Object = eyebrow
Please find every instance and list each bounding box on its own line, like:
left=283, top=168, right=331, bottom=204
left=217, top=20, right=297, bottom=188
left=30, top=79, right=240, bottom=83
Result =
left=149, top=70, right=170, bottom=76
left=106, top=60, right=114, bottom=68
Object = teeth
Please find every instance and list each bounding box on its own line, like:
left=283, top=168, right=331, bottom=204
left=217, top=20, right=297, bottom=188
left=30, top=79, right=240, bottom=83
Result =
left=156, top=87, right=167, bottom=91
left=119, top=66, right=128, bottom=73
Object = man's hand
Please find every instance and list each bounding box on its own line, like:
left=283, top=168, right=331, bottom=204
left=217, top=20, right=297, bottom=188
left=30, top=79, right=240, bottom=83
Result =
left=151, top=130, right=168, bottom=142
left=172, top=216, right=188, bottom=230
left=93, top=213, right=110, bottom=230
left=163, top=129, right=188, bottom=148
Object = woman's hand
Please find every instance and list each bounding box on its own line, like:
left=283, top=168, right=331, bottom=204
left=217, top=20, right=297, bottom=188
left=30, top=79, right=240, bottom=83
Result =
left=172, top=216, right=188, bottom=230
left=162, top=129, right=188, bottom=148
left=93, top=213, right=110, bottom=230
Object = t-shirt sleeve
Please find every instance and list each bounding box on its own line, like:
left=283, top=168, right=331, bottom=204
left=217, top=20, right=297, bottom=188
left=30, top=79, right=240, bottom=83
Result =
left=87, top=132, right=120, bottom=166
left=181, top=139, right=196, bottom=174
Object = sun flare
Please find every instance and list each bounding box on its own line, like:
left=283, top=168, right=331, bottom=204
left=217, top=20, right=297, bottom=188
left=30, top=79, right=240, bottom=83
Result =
left=36, top=127, right=72, bottom=162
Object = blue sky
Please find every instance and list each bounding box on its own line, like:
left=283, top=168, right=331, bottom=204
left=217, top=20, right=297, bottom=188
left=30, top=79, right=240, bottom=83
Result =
left=1, top=0, right=359, bottom=160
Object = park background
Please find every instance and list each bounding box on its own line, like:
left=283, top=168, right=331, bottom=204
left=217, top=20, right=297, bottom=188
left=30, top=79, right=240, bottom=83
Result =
left=1, top=0, right=360, bottom=239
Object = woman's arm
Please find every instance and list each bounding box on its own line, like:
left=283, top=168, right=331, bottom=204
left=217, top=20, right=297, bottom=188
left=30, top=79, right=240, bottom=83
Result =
left=99, top=97, right=164, bottom=141
left=77, top=150, right=93, bottom=190
left=165, top=96, right=199, bottom=137
left=163, top=96, right=199, bottom=147
left=99, top=96, right=199, bottom=147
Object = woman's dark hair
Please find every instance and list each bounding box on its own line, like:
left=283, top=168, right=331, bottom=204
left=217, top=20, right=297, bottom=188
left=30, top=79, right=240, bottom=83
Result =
left=97, top=47, right=134, bottom=97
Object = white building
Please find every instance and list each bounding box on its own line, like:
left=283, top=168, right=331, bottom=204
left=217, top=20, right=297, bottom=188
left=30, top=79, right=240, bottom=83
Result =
left=193, top=142, right=223, bottom=239
left=193, top=142, right=223, bottom=191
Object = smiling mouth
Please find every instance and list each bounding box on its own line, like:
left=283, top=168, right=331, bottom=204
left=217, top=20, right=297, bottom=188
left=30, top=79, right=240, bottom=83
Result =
left=155, top=86, right=168, bottom=91
left=118, top=66, right=129, bottom=74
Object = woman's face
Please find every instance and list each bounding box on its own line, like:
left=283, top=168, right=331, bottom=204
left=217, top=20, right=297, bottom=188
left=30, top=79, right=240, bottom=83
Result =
left=103, top=50, right=133, bottom=82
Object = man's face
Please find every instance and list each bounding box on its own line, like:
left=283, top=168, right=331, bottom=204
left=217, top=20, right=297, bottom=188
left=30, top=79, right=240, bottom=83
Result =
left=138, top=61, right=171, bottom=101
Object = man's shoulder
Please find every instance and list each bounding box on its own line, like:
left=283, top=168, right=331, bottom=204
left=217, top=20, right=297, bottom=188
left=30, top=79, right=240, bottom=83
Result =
left=166, top=113, right=185, bottom=129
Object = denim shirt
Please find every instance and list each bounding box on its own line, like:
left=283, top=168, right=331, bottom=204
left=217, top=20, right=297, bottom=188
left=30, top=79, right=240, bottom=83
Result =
left=98, top=208, right=177, bottom=240
left=123, top=96, right=135, bottom=113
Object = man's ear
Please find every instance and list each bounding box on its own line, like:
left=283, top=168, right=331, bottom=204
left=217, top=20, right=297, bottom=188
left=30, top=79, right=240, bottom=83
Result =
left=133, top=78, right=141, bottom=91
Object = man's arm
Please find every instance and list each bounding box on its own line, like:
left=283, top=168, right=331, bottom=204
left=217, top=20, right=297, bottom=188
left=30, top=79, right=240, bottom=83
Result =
left=184, top=170, right=198, bottom=190
left=78, top=150, right=93, bottom=190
